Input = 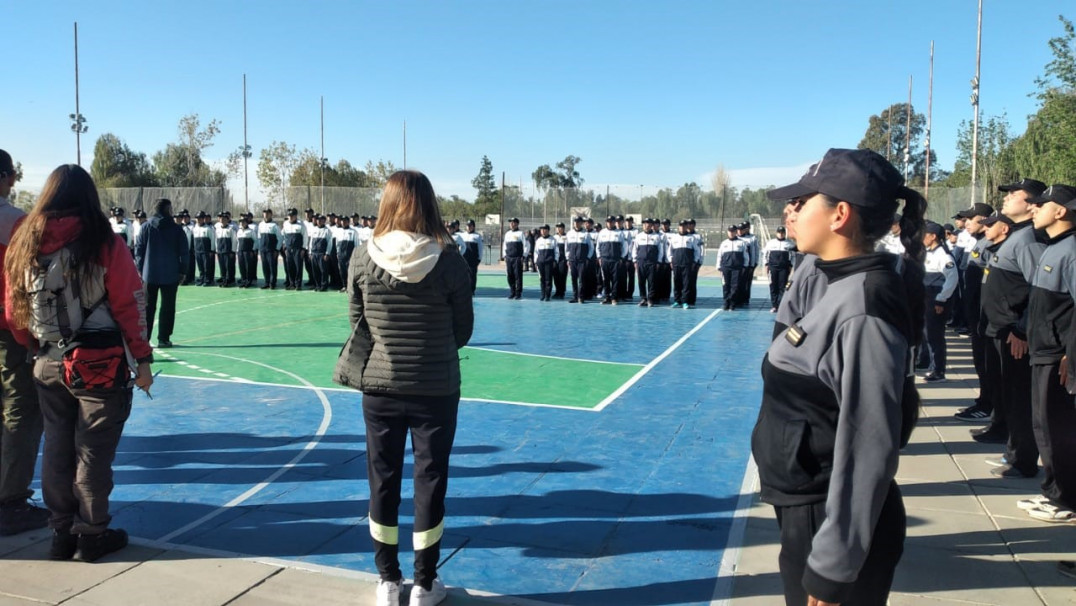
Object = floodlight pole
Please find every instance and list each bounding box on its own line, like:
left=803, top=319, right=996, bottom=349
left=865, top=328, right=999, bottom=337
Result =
left=903, top=76, right=913, bottom=183
left=72, top=22, right=88, bottom=166
left=925, top=41, right=934, bottom=198
left=320, top=95, right=325, bottom=214
left=243, top=74, right=249, bottom=211
left=970, top=0, right=983, bottom=206
left=403, top=120, right=407, bottom=170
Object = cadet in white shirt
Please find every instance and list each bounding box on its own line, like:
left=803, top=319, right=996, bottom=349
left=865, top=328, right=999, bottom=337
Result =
left=762, top=226, right=797, bottom=312
left=460, top=219, right=484, bottom=293
left=632, top=218, right=665, bottom=307
left=282, top=208, right=308, bottom=290
left=533, top=224, right=560, bottom=301
left=921, top=222, right=959, bottom=381
left=565, top=216, right=594, bottom=303
left=214, top=211, right=238, bottom=287
left=235, top=216, right=259, bottom=288
left=333, top=215, right=357, bottom=292
left=307, top=214, right=334, bottom=291
left=502, top=218, right=529, bottom=299
left=716, top=224, right=748, bottom=311
left=596, top=215, right=629, bottom=305
left=552, top=222, right=568, bottom=299
left=258, top=208, right=283, bottom=289
left=191, top=211, right=217, bottom=286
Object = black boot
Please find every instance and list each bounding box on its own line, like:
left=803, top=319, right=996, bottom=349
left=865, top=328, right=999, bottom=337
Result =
left=50, top=529, right=77, bottom=560
left=76, top=528, right=128, bottom=563
left=0, top=500, right=49, bottom=536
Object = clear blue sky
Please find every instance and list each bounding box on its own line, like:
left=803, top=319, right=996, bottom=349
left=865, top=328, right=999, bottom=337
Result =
left=5, top=0, right=1072, bottom=202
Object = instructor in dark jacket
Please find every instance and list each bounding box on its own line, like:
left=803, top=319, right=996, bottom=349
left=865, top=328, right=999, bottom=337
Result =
left=134, top=198, right=189, bottom=348
left=333, top=170, right=473, bottom=606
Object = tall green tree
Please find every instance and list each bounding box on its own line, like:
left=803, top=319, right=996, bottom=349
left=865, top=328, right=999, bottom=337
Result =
left=90, top=133, right=157, bottom=187
left=857, top=103, right=939, bottom=185
left=947, top=114, right=1014, bottom=197
left=363, top=159, right=398, bottom=187
left=152, top=114, right=226, bottom=187
left=256, top=141, right=299, bottom=205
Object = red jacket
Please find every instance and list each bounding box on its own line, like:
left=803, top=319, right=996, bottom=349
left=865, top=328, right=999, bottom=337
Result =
left=4, top=216, right=153, bottom=362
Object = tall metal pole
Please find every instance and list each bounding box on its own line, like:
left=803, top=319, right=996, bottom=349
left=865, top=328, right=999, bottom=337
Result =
left=403, top=120, right=407, bottom=170
left=886, top=109, right=893, bottom=163
left=320, top=96, right=325, bottom=214
left=243, top=74, right=249, bottom=211
left=925, top=41, right=934, bottom=198
left=971, top=0, right=983, bottom=206
left=904, top=76, right=913, bottom=183
left=73, top=22, right=83, bottom=166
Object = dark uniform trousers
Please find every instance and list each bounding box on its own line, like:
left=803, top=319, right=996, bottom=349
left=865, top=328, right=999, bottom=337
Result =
left=303, top=250, right=315, bottom=286
left=285, top=248, right=305, bottom=289
left=981, top=334, right=1009, bottom=434
left=259, top=247, right=278, bottom=287
left=923, top=287, right=950, bottom=375
left=145, top=283, right=178, bottom=343
left=674, top=263, right=694, bottom=306
left=0, top=330, right=42, bottom=505
left=311, top=247, right=330, bottom=290
left=600, top=258, right=621, bottom=301
left=992, top=337, right=1038, bottom=475
left=687, top=262, right=700, bottom=305
left=774, top=482, right=905, bottom=606
left=34, top=356, right=131, bottom=534
left=768, top=266, right=791, bottom=309
left=337, top=246, right=355, bottom=289
left=637, top=262, right=655, bottom=303
left=623, top=260, right=635, bottom=299
left=654, top=263, right=672, bottom=302
left=505, top=256, right=524, bottom=297
left=238, top=246, right=257, bottom=286
left=1032, top=364, right=1076, bottom=508
left=553, top=257, right=567, bottom=298
left=737, top=265, right=755, bottom=306
left=217, top=250, right=236, bottom=285
left=964, top=286, right=991, bottom=412
left=721, top=268, right=741, bottom=308
left=183, top=245, right=196, bottom=285
left=195, top=246, right=215, bottom=286
left=569, top=259, right=588, bottom=301
left=537, top=259, right=555, bottom=299
left=364, top=391, right=458, bottom=589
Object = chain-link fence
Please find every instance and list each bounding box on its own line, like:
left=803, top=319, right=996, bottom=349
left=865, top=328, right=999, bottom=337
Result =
left=97, top=187, right=233, bottom=217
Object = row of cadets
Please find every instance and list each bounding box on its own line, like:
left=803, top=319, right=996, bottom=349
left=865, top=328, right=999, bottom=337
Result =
left=951, top=202, right=997, bottom=422
left=532, top=224, right=561, bottom=301
left=214, top=211, right=238, bottom=287
left=258, top=208, right=283, bottom=289
left=762, top=225, right=796, bottom=312
left=596, top=215, right=630, bottom=305
left=459, top=219, right=483, bottom=293
left=565, top=216, right=595, bottom=303
left=332, top=215, right=357, bottom=293
left=632, top=217, right=666, bottom=306
left=281, top=208, right=308, bottom=290
left=176, top=209, right=196, bottom=285
left=307, top=214, right=335, bottom=291
left=717, top=224, right=748, bottom=310
left=667, top=219, right=703, bottom=309
left=502, top=217, right=530, bottom=299
left=552, top=222, right=568, bottom=298
left=191, top=210, right=217, bottom=286
left=733, top=222, right=759, bottom=307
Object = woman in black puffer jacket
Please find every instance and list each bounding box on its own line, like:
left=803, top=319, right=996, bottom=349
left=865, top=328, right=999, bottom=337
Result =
left=333, top=170, right=472, bottom=606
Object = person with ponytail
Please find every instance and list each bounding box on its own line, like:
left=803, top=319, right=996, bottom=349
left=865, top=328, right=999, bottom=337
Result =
left=3, top=164, right=153, bottom=563
left=751, top=148, right=925, bottom=606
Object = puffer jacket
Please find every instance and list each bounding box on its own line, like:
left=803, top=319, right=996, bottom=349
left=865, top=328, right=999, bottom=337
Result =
left=333, top=231, right=473, bottom=396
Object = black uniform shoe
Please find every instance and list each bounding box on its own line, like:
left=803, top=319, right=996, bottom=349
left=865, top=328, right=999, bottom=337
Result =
left=955, top=404, right=991, bottom=422
left=50, top=529, right=77, bottom=560
left=568, top=298, right=579, bottom=303
left=970, top=426, right=1007, bottom=444
left=260, top=284, right=270, bottom=289
left=75, top=528, right=128, bottom=563
left=923, top=373, right=946, bottom=382
left=0, top=500, right=50, bottom=536
left=156, top=340, right=172, bottom=349
left=990, top=465, right=1038, bottom=479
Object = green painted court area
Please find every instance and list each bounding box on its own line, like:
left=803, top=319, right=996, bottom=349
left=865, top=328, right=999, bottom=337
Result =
left=160, top=277, right=640, bottom=409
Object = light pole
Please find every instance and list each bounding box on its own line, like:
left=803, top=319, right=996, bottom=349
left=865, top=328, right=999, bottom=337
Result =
left=71, top=22, right=88, bottom=165
left=240, top=74, right=251, bottom=210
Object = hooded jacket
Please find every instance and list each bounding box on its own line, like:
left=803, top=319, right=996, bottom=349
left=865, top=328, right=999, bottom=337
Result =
left=4, top=217, right=153, bottom=363
left=333, top=231, right=473, bottom=396
left=134, top=213, right=190, bottom=285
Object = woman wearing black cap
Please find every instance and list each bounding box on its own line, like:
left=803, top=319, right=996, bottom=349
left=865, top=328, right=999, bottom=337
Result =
left=751, top=148, right=925, bottom=606
left=920, top=222, right=958, bottom=382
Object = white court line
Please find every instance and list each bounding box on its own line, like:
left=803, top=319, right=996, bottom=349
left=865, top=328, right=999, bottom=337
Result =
left=464, top=346, right=644, bottom=367
left=710, top=455, right=760, bottom=605
left=593, top=308, right=723, bottom=411
left=155, top=350, right=333, bottom=544
left=176, top=292, right=299, bottom=316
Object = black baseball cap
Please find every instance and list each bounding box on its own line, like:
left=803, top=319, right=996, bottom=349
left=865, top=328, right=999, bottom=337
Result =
left=540, top=224, right=550, bottom=230
left=942, top=223, right=955, bottom=233
left=573, top=216, right=585, bottom=222
left=767, top=148, right=905, bottom=211
left=286, top=208, right=298, bottom=215
left=980, top=211, right=1015, bottom=227
left=661, top=219, right=671, bottom=225
left=304, top=207, right=315, bottom=214
left=998, top=178, right=1047, bottom=197
left=776, top=226, right=786, bottom=233
left=924, top=222, right=945, bottom=238
left=727, top=224, right=738, bottom=231
left=679, top=219, right=690, bottom=226
left=555, top=222, right=565, bottom=228
left=1029, top=184, right=1076, bottom=211
left=509, top=217, right=519, bottom=223
left=450, top=219, right=460, bottom=227
left=616, top=215, right=625, bottom=221
left=466, top=219, right=476, bottom=226
left=606, top=215, right=616, bottom=222
left=959, top=202, right=995, bottom=218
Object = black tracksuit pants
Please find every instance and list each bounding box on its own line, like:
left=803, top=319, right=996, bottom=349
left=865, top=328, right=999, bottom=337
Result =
left=600, top=258, right=620, bottom=301
left=1032, top=364, right=1076, bottom=507
left=623, top=260, right=635, bottom=299
left=768, top=266, right=790, bottom=309
left=145, top=283, right=178, bottom=343
left=260, top=249, right=278, bottom=287
left=687, top=263, right=700, bottom=305
left=285, top=249, right=304, bottom=289
left=553, top=259, right=567, bottom=298
left=537, top=260, right=554, bottom=299
left=195, top=251, right=215, bottom=286
left=923, top=287, right=950, bottom=376
left=773, top=482, right=905, bottom=606
left=466, top=261, right=479, bottom=293
left=637, top=262, right=655, bottom=303
left=992, top=336, right=1038, bottom=475
left=505, top=256, right=523, bottom=297
left=311, top=252, right=330, bottom=290
left=570, top=259, right=588, bottom=301
left=238, top=251, right=257, bottom=286
left=721, top=268, right=741, bottom=309
left=217, top=252, right=236, bottom=285
left=363, top=391, right=458, bottom=589
left=673, top=263, right=692, bottom=305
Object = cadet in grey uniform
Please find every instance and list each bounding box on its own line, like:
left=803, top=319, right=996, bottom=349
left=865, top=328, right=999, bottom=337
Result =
left=753, top=148, right=926, bottom=606
left=953, top=203, right=997, bottom=422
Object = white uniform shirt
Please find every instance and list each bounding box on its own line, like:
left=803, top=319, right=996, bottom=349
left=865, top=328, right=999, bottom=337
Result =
left=923, top=245, right=959, bottom=303
left=533, top=234, right=561, bottom=263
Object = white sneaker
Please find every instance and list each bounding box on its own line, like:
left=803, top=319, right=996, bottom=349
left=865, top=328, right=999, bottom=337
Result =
left=408, top=577, right=446, bottom=606
left=1017, top=494, right=1051, bottom=510
left=376, top=579, right=401, bottom=606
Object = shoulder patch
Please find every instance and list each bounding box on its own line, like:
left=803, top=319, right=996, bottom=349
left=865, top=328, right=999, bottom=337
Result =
left=971, top=251, right=979, bottom=258
left=945, top=261, right=955, bottom=269
left=1044, top=265, right=1053, bottom=273
left=785, top=323, right=806, bottom=347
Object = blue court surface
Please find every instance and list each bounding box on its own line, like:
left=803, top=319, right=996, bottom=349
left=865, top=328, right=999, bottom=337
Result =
left=79, top=277, right=775, bottom=605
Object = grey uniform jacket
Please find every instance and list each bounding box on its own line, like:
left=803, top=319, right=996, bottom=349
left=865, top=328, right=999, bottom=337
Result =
left=753, top=253, right=915, bottom=599
left=333, top=245, right=474, bottom=396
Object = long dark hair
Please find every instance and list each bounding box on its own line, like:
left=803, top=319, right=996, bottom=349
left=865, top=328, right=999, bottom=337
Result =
left=374, top=170, right=452, bottom=247
left=4, top=164, right=115, bottom=329
left=821, top=186, right=927, bottom=446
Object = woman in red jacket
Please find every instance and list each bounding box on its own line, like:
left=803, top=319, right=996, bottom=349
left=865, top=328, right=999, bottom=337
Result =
left=4, top=164, right=153, bottom=563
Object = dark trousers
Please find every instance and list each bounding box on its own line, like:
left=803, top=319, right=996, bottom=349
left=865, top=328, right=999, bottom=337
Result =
left=195, top=251, right=215, bottom=286
left=774, top=482, right=905, bottom=606
left=769, top=266, right=791, bottom=309
left=721, top=268, right=741, bottom=309
left=505, top=256, right=523, bottom=297
left=673, top=264, right=692, bottom=305
left=364, top=391, right=458, bottom=589
left=982, top=334, right=1008, bottom=433
left=654, top=263, right=671, bottom=302
left=553, top=260, right=567, bottom=298
left=145, top=283, right=178, bottom=343
left=466, top=261, right=479, bottom=294
left=965, top=296, right=989, bottom=410
left=583, top=258, right=598, bottom=299
left=284, top=249, right=304, bottom=288
left=736, top=265, right=753, bottom=305
left=687, top=263, right=700, bottom=305
left=183, top=248, right=195, bottom=285
left=0, top=330, right=42, bottom=505
left=992, top=337, right=1038, bottom=475
left=623, top=260, right=635, bottom=299
left=34, top=357, right=131, bottom=535
left=238, top=251, right=258, bottom=286
left=537, top=260, right=554, bottom=299
left=600, top=258, right=620, bottom=301
left=328, top=250, right=342, bottom=290
left=312, top=252, right=330, bottom=290
left=923, top=288, right=950, bottom=375
left=637, top=262, right=655, bottom=303
left=217, top=252, right=235, bottom=285
left=303, top=251, right=314, bottom=285
left=259, top=249, right=279, bottom=287
left=1032, top=364, right=1076, bottom=507
left=569, top=259, right=588, bottom=301
left=338, top=252, right=354, bottom=290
